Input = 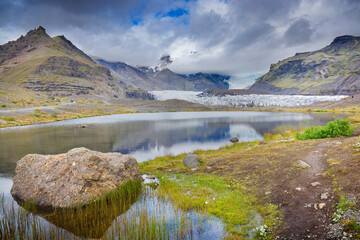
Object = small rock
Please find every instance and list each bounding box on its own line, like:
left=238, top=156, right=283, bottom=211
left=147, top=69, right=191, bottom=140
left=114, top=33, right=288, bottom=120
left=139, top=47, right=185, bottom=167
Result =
left=0, top=119, right=7, bottom=125
left=296, top=187, right=302, bottom=191
left=259, top=141, right=267, bottom=145
left=311, top=182, right=322, bottom=187
left=295, top=160, right=311, bottom=169
left=206, top=166, right=212, bottom=170
left=319, top=203, right=326, bottom=209
left=230, top=137, right=239, bottom=143
left=314, top=203, right=318, bottom=209
left=183, top=154, right=200, bottom=168
left=146, top=175, right=156, bottom=179
left=77, top=124, right=88, bottom=128
left=191, top=168, right=197, bottom=171
left=321, top=192, right=329, bottom=200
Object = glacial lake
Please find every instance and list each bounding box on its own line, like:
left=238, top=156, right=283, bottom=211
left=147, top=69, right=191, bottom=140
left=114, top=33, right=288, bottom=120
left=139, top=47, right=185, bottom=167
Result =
left=0, top=111, right=348, bottom=238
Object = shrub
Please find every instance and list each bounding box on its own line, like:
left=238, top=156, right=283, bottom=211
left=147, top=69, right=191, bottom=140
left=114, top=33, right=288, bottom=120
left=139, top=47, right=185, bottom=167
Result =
left=296, top=119, right=355, bottom=140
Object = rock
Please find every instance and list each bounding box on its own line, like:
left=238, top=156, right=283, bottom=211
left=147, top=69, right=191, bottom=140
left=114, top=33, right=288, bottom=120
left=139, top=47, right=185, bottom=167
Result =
left=230, top=137, right=239, bottom=143
left=311, top=182, right=322, bottom=187
left=77, top=124, right=88, bottom=128
left=11, top=147, right=141, bottom=208
left=0, top=119, right=7, bottom=125
left=259, top=141, right=267, bottom=145
left=321, top=192, right=329, bottom=200
left=319, top=203, right=326, bottom=209
left=295, top=187, right=302, bottom=191
left=146, top=175, right=156, bottom=179
left=191, top=168, right=197, bottom=171
left=183, top=154, right=200, bottom=168
left=295, top=160, right=311, bottom=169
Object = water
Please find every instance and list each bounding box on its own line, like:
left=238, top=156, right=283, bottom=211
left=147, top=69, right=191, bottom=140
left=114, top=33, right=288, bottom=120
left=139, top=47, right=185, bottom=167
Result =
left=0, top=111, right=347, bottom=238
left=151, top=90, right=346, bottom=107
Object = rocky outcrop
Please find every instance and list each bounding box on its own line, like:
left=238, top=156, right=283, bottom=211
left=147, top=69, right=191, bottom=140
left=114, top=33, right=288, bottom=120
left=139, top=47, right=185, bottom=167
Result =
left=11, top=147, right=141, bottom=208
left=250, top=35, right=360, bottom=95
left=125, top=90, right=155, bottom=100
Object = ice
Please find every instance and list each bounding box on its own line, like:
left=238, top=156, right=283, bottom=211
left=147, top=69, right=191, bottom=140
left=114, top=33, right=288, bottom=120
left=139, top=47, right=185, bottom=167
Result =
left=151, top=90, right=346, bottom=107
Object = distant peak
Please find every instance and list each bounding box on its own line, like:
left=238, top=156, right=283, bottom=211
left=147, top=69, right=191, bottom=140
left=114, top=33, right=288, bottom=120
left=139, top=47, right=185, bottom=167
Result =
left=37, top=26, right=46, bottom=33
left=330, top=35, right=359, bottom=45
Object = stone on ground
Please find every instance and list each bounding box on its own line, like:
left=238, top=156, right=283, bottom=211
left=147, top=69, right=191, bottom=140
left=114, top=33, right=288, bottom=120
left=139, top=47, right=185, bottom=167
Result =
left=183, top=154, right=200, bottom=168
left=295, top=160, right=311, bottom=169
left=11, top=147, right=141, bottom=208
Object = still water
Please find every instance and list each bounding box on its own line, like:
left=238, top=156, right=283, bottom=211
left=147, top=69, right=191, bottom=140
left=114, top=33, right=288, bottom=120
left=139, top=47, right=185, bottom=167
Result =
left=0, top=111, right=346, bottom=238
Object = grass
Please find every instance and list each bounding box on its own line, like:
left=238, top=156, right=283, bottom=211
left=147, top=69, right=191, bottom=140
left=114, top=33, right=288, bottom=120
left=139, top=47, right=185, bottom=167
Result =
left=2, top=116, right=16, bottom=122
left=139, top=146, right=282, bottom=238
left=1, top=180, right=211, bottom=239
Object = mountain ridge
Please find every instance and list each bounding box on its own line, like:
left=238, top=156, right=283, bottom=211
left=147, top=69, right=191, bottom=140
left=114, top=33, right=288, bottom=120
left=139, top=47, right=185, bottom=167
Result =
left=250, top=35, right=360, bottom=95
left=97, top=59, right=230, bottom=91
left=0, top=26, right=153, bottom=108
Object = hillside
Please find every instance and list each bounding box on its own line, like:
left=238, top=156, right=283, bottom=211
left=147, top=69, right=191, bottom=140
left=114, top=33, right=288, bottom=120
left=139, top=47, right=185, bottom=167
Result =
left=97, top=59, right=230, bottom=91
left=250, top=35, right=360, bottom=95
left=0, top=27, right=152, bottom=108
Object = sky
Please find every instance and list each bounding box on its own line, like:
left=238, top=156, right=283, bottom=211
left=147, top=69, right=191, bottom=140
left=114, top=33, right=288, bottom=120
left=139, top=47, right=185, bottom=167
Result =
left=1, top=0, right=360, bottom=84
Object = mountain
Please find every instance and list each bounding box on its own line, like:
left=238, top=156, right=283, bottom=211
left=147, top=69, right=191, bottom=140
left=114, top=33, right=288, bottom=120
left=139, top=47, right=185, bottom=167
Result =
left=97, top=59, right=230, bottom=91
left=0, top=26, right=153, bottom=107
left=250, top=35, right=360, bottom=95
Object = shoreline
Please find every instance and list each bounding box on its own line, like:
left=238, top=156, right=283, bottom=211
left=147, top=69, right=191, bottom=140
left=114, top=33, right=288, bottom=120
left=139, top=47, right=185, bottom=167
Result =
left=1, top=94, right=360, bottom=128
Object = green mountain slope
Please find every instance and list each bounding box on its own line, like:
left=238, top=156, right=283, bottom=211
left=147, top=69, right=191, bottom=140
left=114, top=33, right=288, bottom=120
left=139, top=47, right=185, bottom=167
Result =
left=0, top=26, right=152, bottom=107
left=250, top=35, right=360, bottom=95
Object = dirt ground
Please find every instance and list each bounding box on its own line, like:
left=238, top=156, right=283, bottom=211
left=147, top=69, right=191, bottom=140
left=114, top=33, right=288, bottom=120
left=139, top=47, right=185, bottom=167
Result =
left=195, top=129, right=360, bottom=239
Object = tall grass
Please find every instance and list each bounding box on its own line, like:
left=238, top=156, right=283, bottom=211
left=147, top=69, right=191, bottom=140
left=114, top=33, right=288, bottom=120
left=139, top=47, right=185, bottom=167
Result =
left=0, top=181, right=215, bottom=239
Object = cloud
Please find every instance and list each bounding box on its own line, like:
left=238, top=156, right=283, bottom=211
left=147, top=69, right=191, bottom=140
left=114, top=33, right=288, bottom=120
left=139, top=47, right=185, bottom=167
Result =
left=0, top=0, right=360, bottom=77
left=284, top=18, right=313, bottom=46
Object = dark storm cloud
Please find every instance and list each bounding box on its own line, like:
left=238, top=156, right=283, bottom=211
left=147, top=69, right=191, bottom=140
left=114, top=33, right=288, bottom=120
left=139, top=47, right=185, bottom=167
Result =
left=284, top=18, right=313, bottom=46
left=0, top=0, right=360, bottom=77
left=159, top=54, right=173, bottom=68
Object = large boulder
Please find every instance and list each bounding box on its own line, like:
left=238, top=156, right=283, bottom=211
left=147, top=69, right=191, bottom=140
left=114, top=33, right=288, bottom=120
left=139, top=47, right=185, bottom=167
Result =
left=11, top=147, right=141, bottom=208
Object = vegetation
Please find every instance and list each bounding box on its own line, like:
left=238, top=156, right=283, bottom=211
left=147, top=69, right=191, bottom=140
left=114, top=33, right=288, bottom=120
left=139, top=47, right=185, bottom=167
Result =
left=2, top=116, right=15, bottom=122
left=296, top=119, right=355, bottom=140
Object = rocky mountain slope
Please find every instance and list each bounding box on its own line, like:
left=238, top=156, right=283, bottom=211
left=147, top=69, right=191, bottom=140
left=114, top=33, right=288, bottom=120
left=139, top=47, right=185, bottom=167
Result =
left=0, top=27, right=152, bottom=108
left=97, top=59, right=230, bottom=91
left=250, top=35, right=360, bottom=95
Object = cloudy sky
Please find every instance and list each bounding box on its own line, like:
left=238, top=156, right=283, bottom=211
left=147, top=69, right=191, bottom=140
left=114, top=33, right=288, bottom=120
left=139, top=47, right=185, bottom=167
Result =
left=1, top=0, right=360, bottom=83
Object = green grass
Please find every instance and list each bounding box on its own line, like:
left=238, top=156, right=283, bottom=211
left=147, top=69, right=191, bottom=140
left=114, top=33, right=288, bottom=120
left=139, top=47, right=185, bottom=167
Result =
left=0, top=91, right=6, bottom=94
left=296, top=119, right=355, bottom=140
left=139, top=159, right=280, bottom=238
left=2, top=116, right=15, bottom=122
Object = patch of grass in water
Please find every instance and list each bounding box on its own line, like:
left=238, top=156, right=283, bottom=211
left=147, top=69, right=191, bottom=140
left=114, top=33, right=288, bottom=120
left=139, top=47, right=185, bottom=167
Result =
left=1, top=180, right=218, bottom=239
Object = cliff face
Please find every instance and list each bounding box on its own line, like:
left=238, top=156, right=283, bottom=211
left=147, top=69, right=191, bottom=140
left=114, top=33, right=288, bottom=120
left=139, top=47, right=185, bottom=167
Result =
left=97, top=59, right=230, bottom=91
left=250, top=35, right=360, bottom=95
left=0, top=27, right=153, bottom=103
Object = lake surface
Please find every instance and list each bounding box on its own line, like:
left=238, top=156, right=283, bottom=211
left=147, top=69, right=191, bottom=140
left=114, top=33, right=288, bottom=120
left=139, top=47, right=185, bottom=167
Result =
left=0, top=111, right=347, bottom=238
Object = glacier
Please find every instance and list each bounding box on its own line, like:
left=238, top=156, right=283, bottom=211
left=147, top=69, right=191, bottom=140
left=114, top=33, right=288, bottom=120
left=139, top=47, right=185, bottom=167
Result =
left=150, top=90, right=346, bottom=107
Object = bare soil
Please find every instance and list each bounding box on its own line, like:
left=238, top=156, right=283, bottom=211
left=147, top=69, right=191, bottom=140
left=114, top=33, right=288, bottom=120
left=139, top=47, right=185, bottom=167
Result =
left=199, top=131, right=360, bottom=239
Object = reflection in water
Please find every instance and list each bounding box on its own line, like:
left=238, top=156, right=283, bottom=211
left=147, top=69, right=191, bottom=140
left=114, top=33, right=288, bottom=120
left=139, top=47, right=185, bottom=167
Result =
left=0, top=111, right=345, bottom=175
left=0, top=111, right=347, bottom=238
